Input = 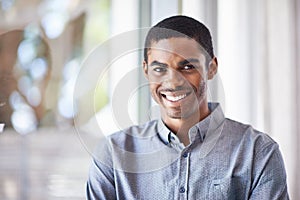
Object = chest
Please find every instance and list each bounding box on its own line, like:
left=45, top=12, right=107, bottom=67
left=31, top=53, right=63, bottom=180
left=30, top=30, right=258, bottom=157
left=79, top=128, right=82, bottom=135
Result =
left=113, top=142, right=253, bottom=200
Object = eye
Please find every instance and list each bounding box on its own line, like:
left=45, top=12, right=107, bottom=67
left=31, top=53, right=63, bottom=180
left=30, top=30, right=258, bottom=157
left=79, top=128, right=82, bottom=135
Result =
left=153, top=67, right=167, bottom=73
left=182, top=64, right=196, bottom=70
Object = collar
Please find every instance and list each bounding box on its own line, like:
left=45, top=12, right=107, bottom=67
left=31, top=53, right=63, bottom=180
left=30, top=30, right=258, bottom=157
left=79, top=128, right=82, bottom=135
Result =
left=157, top=117, right=171, bottom=145
left=156, top=103, right=225, bottom=146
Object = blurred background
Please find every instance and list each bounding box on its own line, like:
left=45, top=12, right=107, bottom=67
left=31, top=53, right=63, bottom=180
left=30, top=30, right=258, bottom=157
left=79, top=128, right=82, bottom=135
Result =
left=0, top=0, right=299, bottom=199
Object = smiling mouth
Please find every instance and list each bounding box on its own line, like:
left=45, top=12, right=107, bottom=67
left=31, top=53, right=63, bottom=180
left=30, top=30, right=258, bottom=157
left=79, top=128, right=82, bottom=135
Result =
left=160, top=91, right=191, bottom=102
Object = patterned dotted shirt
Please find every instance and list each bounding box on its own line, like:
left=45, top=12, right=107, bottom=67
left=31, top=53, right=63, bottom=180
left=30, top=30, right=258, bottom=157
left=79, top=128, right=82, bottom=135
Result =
left=86, top=103, right=289, bottom=200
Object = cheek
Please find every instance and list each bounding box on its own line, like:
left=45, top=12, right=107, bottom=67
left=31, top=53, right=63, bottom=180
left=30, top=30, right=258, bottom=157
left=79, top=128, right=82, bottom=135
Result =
left=149, top=83, right=159, bottom=94
left=148, top=74, right=164, bottom=83
left=149, top=84, right=161, bottom=103
left=185, top=75, right=207, bottom=97
left=185, top=74, right=202, bottom=88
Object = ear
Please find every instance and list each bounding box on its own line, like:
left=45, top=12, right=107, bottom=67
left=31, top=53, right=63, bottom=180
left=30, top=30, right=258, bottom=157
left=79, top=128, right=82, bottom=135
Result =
left=207, top=57, right=218, bottom=80
left=143, top=61, right=149, bottom=79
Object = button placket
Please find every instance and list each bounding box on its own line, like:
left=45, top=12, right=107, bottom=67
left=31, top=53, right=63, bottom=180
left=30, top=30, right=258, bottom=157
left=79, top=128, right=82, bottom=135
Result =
left=179, top=186, right=185, bottom=193
left=178, top=149, right=190, bottom=199
left=182, top=152, right=188, bottom=158
left=170, top=136, right=176, bottom=141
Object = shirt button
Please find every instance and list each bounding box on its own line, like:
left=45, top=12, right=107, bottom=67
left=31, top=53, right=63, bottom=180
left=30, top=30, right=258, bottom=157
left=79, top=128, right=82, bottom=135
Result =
left=182, top=152, right=188, bottom=158
left=179, top=187, right=185, bottom=193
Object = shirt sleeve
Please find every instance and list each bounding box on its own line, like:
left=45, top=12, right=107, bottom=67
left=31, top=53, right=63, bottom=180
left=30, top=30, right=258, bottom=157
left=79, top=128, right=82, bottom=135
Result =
left=86, top=138, right=116, bottom=200
left=249, top=141, right=289, bottom=200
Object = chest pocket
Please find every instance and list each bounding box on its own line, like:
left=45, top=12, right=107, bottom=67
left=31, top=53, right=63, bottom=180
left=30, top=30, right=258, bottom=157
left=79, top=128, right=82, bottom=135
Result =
left=209, top=176, right=247, bottom=200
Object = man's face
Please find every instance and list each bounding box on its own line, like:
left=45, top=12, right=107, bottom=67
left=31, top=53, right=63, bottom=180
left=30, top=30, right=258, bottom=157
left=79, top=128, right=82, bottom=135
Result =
left=144, top=37, right=211, bottom=120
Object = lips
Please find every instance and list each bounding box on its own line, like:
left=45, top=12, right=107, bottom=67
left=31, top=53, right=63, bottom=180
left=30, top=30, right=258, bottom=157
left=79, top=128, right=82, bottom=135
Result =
left=165, top=94, right=187, bottom=101
left=160, top=90, right=192, bottom=102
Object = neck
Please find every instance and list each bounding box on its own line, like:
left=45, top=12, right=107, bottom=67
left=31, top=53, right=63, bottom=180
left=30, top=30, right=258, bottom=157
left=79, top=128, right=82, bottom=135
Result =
left=162, top=102, right=211, bottom=145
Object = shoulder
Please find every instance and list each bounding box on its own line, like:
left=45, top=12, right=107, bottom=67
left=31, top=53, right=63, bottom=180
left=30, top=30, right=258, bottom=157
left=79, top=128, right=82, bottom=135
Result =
left=223, top=119, right=289, bottom=198
left=221, top=118, right=287, bottom=177
left=222, top=118, right=278, bottom=152
left=108, top=120, right=159, bottom=141
left=92, top=120, right=167, bottom=173
left=95, top=120, right=161, bottom=154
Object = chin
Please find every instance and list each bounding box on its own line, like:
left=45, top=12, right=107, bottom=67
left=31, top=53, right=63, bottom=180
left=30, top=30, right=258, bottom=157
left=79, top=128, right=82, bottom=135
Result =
left=166, top=109, right=198, bottom=120
left=166, top=112, right=183, bottom=119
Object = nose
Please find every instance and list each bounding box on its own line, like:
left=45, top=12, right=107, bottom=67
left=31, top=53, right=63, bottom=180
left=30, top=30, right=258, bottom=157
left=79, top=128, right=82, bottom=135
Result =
left=164, top=69, right=185, bottom=89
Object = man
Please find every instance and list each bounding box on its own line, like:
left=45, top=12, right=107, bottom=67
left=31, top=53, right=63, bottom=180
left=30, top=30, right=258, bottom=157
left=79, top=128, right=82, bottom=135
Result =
left=86, top=15, right=289, bottom=199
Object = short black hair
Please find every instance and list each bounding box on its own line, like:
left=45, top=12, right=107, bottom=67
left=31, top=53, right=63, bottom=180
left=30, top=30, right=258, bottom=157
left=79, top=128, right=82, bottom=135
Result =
left=144, top=15, right=214, bottom=64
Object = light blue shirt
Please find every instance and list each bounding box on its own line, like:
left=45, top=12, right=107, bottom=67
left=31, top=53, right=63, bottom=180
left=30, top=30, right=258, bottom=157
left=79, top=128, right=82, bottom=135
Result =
left=86, top=103, right=289, bottom=199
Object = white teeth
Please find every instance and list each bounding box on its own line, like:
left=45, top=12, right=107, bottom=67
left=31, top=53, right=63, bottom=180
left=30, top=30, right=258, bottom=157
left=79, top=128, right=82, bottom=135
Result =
left=165, top=94, right=187, bottom=102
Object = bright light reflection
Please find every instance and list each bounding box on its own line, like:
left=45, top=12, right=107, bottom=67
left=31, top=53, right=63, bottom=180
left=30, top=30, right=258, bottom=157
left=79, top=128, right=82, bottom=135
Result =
left=17, top=40, right=37, bottom=67
left=27, top=86, right=41, bottom=107
left=24, top=23, right=41, bottom=40
left=11, top=104, right=37, bottom=135
left=0, top=123, right=4, bottom=132
left=58, top=95, right=77, bottom=119
left=9, top=91, right=25, bottom=110
left=18, top=76, right=32, bottom=96
left=29, top=57, right=48, bottom=80
left=63, top=59, right=80, bottom=81
left=42, top=0, right=71, bottom=12
left=58, top=59, right=80, bottom=118
left=41, top=12, right=68, bottom=39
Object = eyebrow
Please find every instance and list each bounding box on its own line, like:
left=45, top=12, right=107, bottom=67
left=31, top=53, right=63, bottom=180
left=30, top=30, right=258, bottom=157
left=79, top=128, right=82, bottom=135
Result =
left=149, top=58, right=200, bottom=68
left=149, top=60, right=168, bottom=67
left=178, top=58, right=200, bottom=66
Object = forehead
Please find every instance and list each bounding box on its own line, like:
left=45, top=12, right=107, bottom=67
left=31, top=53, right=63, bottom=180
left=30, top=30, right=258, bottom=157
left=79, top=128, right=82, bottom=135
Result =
left=147, top=37, right=205, bottom=61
